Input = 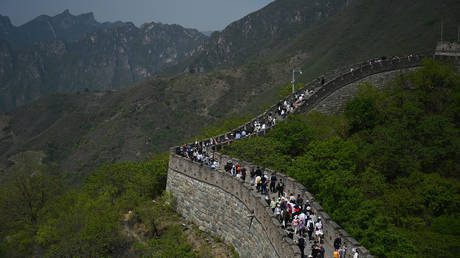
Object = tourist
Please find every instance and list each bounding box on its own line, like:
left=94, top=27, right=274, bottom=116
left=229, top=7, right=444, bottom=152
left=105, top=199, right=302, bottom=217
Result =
left=292, top=215, right=300, bottom=235
left=274, top=204, right=282, bottom=221
left=352, top=248, right=359, bottom=258
left=276, top=179, right=285, bottom=197
left=270, top=197, right=277, bottom=212
left=298, top=235, right=306, bottom=258
left=334, top=234, right=342, bottom=250
left=307, top=218, right=314, bottom=241
left=318, top=244, right=325, bottom=258
left=241, top=167, right=246, bottom=181
left=333, top=250, right=339, bottom=258
left=261, top=173, right=268, bottom=195
left=270, top=173, right=277, bottom=193
left=339, top=245, right=347, bottom=258
left=255, top=174, right=262, bottom=192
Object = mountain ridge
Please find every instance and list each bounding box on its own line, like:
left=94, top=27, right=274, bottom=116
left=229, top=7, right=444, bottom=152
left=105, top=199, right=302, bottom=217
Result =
left=0, top=10, right=207, bottom=111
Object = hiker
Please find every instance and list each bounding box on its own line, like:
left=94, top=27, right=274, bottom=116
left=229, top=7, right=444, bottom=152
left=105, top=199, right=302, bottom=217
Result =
left=334, top=234, right=342, bottom=250
left=307, top=218, right=314, bottom=240
left=250, top=167, right=256, bottom=185
left=255, top=174, right=262, bottom=192
left=298, top=236, right=306, bottom=258
left=241, top=167, right=247, bottom=181
left=261, top=173, right=268, bottom=195
left=276, top=179, right=285, bottom=197
left=270, top=197, right=277, bottom=212
left=270, top=173, right=277, bottom=193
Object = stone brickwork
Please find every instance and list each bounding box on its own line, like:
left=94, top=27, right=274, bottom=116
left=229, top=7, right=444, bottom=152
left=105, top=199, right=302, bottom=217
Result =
left=167, top=154, right=300, bottom=258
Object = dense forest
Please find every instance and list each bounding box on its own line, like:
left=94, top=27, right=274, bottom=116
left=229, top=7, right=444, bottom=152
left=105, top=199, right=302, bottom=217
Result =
left=222, top=60, right=460, bottom=257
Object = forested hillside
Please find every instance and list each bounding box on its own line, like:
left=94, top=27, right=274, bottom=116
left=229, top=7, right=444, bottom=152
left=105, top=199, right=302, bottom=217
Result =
left=0, top=151, right=237, bottom=257
left=222, top=61, right=460, bottom=257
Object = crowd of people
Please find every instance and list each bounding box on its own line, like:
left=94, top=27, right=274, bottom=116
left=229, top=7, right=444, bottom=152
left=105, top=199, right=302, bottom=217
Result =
left=223, top=163, right=355, bottom=258
left=175, top=83, right=319, bottom=163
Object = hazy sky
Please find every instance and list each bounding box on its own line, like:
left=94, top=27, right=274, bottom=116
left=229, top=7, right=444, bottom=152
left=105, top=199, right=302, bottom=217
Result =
left=0, top=0, right=274, bottom=31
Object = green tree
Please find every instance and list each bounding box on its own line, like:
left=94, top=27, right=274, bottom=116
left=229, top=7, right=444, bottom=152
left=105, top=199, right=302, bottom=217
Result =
left=0, top=151, right=63, bottom=257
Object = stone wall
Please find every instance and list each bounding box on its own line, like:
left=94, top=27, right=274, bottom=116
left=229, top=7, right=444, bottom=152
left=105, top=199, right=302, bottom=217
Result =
left=313, top=68, right=416, bottom=114
left=167, top=154, right=300, bottom=258
left=167, top=152, right=373, bottom=258
left=211, top=152, right=373, bottom=258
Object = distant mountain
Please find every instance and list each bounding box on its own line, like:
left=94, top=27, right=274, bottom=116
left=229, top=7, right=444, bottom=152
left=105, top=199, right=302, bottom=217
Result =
left=200, top=31, right=215, bottom=37
left=0, top=9, right=104, bottom=49
left=0, top=10, right=206, bottom=111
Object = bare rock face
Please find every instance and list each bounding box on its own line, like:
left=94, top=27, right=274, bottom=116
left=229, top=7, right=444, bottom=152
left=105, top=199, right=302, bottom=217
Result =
left=0, top=10, right=207, bottom=111
left=186, top=0, right=349, bottom=71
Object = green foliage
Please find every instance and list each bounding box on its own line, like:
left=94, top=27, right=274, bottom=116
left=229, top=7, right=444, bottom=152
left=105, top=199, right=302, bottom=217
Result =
left=222, top=61, right=460, bottom=257
left=225, top=136, right=289, bottom=170
left=0, top=151, right=64, bottom=257
left=345, top=83, right=383, bottom=134
left=0, top=153, right=202, bottom=257
left=84, top=153, right=169, bottom=204
left=36, top=191, right=123, bottom=257
left=133, top=192, right=197, bottom=257
left=136, top=225, right=195, bottom=258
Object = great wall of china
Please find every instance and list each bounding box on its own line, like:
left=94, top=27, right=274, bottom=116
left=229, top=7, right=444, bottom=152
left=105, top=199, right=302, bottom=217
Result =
left=166, top=53, right=459, bottom=258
